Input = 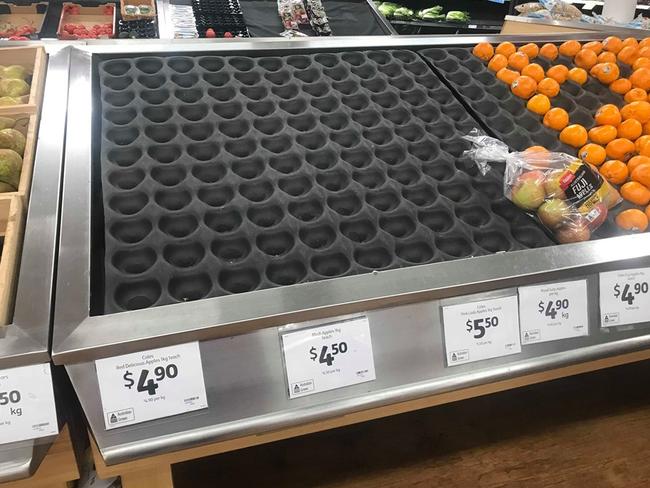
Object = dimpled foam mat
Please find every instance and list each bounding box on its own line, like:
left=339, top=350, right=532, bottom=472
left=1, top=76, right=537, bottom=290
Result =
left=96, top=49, right=554, bottom=313
left=419, top=46, right=625, bottom=154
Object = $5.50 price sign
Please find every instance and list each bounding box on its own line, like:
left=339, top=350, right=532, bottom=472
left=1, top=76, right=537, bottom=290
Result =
left=600, top=268, right=650, bottom=327
left=281, top=316, right=376, bottom=399
left=0, top=363, right=58, bottom=444
left=96, top=342, right=208, bottom=429
left=518, top=280, right=588, bottom=344
left=443, top=295, right=521, bottom=366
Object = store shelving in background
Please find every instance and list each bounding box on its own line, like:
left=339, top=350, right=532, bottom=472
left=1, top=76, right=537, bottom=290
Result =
left=380, top=0, right=511, bottom=34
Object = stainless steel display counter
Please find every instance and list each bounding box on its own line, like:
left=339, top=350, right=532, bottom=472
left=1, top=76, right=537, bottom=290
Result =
left=501, top=14, right=648, bottom=36
left=0, top=44, right=69, bottom=483
left=51, top=35, right=650, bottom=466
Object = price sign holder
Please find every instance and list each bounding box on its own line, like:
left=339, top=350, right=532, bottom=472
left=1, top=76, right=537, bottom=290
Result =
left=600, top=267, right=650, bottom=328
left=442, top=295, right=521, bottom=366
left=279, top=315, right=376, bottom=399
left=95, top=342, right=208, bottom=430
left=518, top=279, right=589, bottom=344
left=0, top=363, right=58, bottom=445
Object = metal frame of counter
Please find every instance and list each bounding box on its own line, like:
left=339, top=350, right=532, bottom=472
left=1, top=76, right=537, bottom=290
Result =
left=49, top=34, right=650, bottom=468
left=0, top=44, right=70, bottom=483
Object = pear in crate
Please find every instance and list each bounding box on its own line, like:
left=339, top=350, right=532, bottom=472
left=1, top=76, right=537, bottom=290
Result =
left=0, top=97, right=19, bottom=106
left=1, top=65, right=27, bottom=80
left=0, top=129, right=25, bottom=155
left=0, top=148, right=22, bottom=190
left=0, top=78, right=29, bottom=97
left=0, top=117, right=16, bottom=129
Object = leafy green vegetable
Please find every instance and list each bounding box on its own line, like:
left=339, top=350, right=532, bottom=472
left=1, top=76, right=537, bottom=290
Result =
left=446, top=10, right=469, bottom=22
left=421, top=12, right=445, bottom=20
left=378, top=2, right=399, bottom=17
left=417, top=5, right=442, bottom=17
left=392, top=6, right=414, bottom=19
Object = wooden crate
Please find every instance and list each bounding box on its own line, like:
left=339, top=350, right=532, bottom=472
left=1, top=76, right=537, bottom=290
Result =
left=120, top=0, right=155, bottom=21
left=0, top=1, right=48, bottom=38
left=0, top=194, right=24, bottom=325
left=57, top=2, right=116, bottom=40
left=0, top=45, right=46, bottom=115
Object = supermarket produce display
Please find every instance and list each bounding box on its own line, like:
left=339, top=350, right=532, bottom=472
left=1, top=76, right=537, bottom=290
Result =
left=96, top=49, right=552, bottom=313
left=0, top=24, right=649, bottom=485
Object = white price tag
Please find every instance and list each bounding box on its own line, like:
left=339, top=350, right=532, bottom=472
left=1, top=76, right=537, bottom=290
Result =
left=281, top=316, right=375, bottom=399
left=96, top=342, right=208, bottom=429
left=443, top=295, right=521, bottom=366
left=600, top=268, right=650, bottom=327
left=519, top=280, right=589, bottom=344
left=0, top=363, right=58, bottom=444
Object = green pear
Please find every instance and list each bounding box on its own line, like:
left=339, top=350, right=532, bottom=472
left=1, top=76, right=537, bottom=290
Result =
left=0, top=97, right=19, bottom=106
left=0, top=149, right=22, bottom=190
left=0, top=78, right=29, bottom=97
left=0, top=129, right=25, bottom=155
left=0, top=117, right=16, bottom=129
left=1, top=65, right=27, bottom=80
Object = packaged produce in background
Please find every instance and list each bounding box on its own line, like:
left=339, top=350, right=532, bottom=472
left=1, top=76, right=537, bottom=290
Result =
left=464, top=130, right=622, bottom=243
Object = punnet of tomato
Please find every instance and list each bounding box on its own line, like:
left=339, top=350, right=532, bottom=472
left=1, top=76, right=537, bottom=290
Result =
left=463, top=130, right=622, bottom=244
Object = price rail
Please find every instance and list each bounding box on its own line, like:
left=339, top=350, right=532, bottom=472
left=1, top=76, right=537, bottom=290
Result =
left=85, top=267, right=650, bottom=433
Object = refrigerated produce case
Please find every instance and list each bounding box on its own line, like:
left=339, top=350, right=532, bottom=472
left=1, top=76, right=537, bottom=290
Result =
left=48, top=34, right=650, bottom=473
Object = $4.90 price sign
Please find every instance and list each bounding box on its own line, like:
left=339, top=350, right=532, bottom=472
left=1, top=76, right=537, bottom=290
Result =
left=0, top=363, right=58, bottom=444
left=122, top=363, right=179, bottom=395
left=518, top=280, right=588, bottom=344
left=95, top=342, right=208, bottom=429
left=281, top=316, right=376, bottom=399
left=443, top=295, right=521, bottom=366
left=600, top=268, right=650, bottom=327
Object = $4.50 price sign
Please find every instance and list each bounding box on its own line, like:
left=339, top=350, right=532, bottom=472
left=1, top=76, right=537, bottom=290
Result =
left=281, top=316, right=375, bottom=399
left=0, top=363, right=58, bottom=444
left=95, top=342, right=208, bottom=429
left=443, top=295, right=521, bottom=366
left=309, top=341, right=349, bottom=366
left=518, top=280, right=588, bottom=344
left=600, top=268, right=650, bottom=327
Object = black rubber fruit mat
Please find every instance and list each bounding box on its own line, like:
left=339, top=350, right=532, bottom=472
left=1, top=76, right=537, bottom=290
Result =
left=419, top=46, right=625, bottom=154
left=95, top=49, right=554, bottom=314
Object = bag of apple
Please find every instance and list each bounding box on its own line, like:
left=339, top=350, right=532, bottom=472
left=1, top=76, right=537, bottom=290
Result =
left=463, top=130, right=621, bottom=243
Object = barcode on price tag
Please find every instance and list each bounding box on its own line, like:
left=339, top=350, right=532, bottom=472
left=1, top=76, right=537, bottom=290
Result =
left=443, top=295, right=521, bottom=366
left=96, top=342, right=208, bottom=429
left=281, top=316, right=375, bottom=399
left=600, top=268, right=650, bottom=327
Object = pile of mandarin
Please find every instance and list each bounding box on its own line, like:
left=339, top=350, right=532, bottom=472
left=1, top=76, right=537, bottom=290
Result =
left=472, top=37, right=650, bottom=234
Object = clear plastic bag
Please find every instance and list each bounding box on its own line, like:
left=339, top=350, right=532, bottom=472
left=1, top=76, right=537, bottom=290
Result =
left=463, top=130, right=622, bottom=243
left=515, top=2, right=544, bottom=14
left=540, top=0, right=582, bottom=20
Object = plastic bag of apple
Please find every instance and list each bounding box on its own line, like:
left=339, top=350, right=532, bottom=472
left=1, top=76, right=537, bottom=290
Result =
left=464, top=130, right=622, bottom=243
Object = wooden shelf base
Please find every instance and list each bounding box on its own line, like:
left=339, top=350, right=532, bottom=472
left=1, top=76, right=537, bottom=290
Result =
left=2, top=426, right=79, bottom=488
